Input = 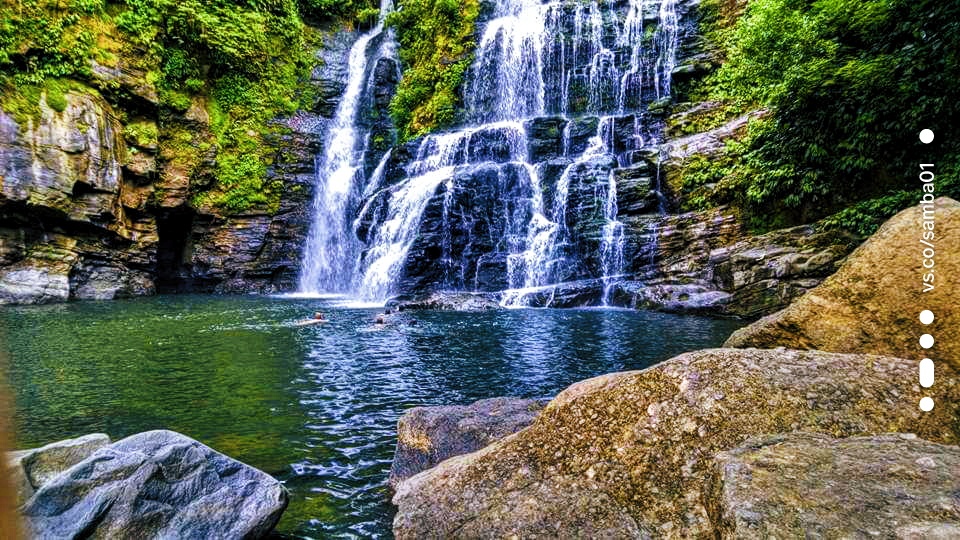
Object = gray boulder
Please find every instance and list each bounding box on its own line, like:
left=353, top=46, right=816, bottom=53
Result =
left=390, top=397, right=547, bottom=489
left=6, top=433, right=111, bottom=504
left=712, top=432, right=960, bottom=538
left=22, top=430, right=287, bottom=539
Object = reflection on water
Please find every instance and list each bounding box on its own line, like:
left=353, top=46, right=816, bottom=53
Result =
left=2, top=295, right=744, bottom=538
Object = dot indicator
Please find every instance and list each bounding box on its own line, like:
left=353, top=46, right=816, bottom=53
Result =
left=920, top=397, right=934, bottom=412
left=919, top=358, right=935, bottom=388
left=920, top=129, right=935, bottom=144
left=919, top=310, right=935, bottom=325
left=920, top=334, right=935, bottom=349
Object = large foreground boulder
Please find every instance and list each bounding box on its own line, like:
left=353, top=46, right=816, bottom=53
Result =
left=22, top=430, right=287, bottom=539
left=390, top=397, right=547, bottom=489
left=711, top=432, right=960, bottom=538
left=393, top=348, right=960, bottom=538
left=726, top=198, right=960, bottom=367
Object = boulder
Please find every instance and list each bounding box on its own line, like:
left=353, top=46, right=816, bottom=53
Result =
left=726, top=198, right=960, bottom=368
left=711, top=432, right=960, bottom=538
left=393, top=348, right=960, bottom=538
left=6, top=433, right=111, bottom=504
left=22, top=430, right=287, bottom=539
left=389, top=397, right=547, bottom=489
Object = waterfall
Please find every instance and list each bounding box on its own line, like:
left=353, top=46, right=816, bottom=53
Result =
left=599, top=169, right=625, bottom=305
left=298, top=0, right=395, bottom=295
left=298, top=0, right=684, bottom=306
left=353, top=122, right=529, bottom=300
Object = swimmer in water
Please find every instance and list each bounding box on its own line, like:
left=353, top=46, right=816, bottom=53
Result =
left=374, top=315, right=385, bottom=325
left=294, top=312, right=328, bottom=326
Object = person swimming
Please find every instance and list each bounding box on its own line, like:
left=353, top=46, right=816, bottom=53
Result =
left=374, top=315, right=385, bottom=325
left=294, top=312, right=328, bottom=326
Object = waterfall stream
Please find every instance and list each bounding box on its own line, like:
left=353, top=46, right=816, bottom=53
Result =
left=298, top=0, right=395, bottom=295
left=300, top=0, right=684, bottom=306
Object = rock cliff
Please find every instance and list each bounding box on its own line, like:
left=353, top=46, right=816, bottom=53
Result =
left=0, top=23, right=363, bottom=303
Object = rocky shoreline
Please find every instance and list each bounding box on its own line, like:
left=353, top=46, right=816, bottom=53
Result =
left=7, top=200, right=957, bottom=537
left=389, top=199, right=960, bottom=538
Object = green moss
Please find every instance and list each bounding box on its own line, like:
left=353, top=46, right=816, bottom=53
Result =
left=125, top=120, right=158, bottom=149
left=44, top=80, right=69, bottom=112
left=387, top=0, right=480, bottom=141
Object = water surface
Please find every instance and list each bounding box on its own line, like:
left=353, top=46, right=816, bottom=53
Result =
left=2, top=295, right=745, bottom=538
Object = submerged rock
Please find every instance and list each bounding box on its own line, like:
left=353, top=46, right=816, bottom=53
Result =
left=726, top=198, right=960, bottom=368
left=389, top=397, right=547, bottom=489
left=22, top=430, right=287, bottom=539
left=711, top=432, right=960, bottom=538
left=392, top=348, right=960, bottom=538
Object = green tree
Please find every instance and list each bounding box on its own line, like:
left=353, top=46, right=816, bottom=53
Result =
left=712, top=0, right=960, bottom=231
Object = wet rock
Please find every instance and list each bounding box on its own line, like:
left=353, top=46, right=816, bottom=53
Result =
left=389, top=397, right=547, bottom=489
left=467, top=124, right=527, bottom=164
left=0, top=264, right=73, bottom=305
left=398, top=163, right=535, bottom=294
left=613, top=280, right=731, bottom=313
left=711, top=432, right=960, bottom=538
left=393, top=348, right=960, bottom=538
left=501, top=279, right=603, bottom=308
left=69, top=264, right=156, bottom=300
left=387, top=291, right=500, bottom=311
left=663, top=110, right=767, bottom=161
left=726, top=198, right=960, bottom=367
left=310, top=79, right=347, bottom=118
left=524, top=116, right=566, bottom=162
left=563, top=116, right=599, bottom=156
left=614, top=162, right=659, bottom=215
left=23, top=430, right=287, bottom=539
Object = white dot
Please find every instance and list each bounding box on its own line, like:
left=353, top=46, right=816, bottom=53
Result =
left=920, top=334, right=935, bottom=349
left=920, top=397, right=934, bottom=412
left=920, top=310, right=935, bottom=324
left=920, top=129, right=935, bottom=144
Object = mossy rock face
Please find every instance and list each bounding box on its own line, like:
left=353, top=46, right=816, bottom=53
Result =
left=726, top=197, right=960, bottom=370
left=711, top=432, right=960, bottom=538
left=393, top=348, right=960, bottom=538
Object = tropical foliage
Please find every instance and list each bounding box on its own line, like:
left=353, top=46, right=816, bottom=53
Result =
left=695, top=0, right=960, bottom=232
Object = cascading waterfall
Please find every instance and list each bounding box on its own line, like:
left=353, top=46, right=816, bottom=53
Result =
left=354, top=122, right=529, bottom=300
left=298, top=0, right=395, bottom=295
left=299, top=0, right=684, bottom=305
left=654, top=0, right=679, bottom=99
